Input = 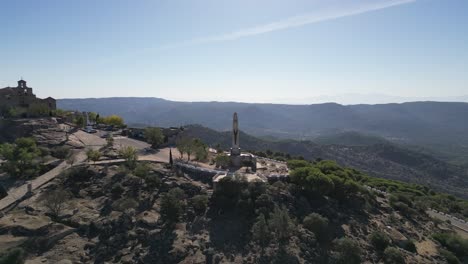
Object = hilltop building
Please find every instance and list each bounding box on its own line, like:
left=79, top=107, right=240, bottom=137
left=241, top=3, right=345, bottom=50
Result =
left=0, top=80, right=56, bottom=116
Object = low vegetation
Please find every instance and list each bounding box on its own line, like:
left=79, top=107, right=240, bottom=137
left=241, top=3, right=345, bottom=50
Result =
left=0, top=137, right=43, bottom=178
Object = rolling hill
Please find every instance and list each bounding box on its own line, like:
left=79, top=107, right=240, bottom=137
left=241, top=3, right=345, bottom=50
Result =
left=58, top=98, right=468, bottom=166
left=182, top=125, right=468, bottom=199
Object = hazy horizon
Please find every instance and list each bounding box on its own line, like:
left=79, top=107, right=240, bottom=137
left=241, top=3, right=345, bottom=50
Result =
left=2, top=0, right=467, bottom=103
left=57, top=93, right=468, bottom=105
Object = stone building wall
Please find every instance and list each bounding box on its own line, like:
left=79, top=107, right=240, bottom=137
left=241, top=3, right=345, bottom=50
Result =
left=0, top=80, right=56, bottom=115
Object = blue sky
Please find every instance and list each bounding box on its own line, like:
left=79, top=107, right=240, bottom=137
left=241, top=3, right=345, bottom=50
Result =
left=1, top=0, right=467, bottom=103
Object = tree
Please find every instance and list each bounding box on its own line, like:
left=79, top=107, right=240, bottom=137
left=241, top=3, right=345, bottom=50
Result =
left=268, top=206, right=295, bottom=244
left=290, top=167, right=335, bottom=196
left=118, top=146, right=138, bottom=168
left=88, top=112, right=97, bottom=123
left=192, top=139, right=208, bottom=161
left=74, top=115, right=85, bottom=128
left=176, top=137, right=189, bottom=159
left=39, top=188, right=70, bottom=217
left=252, top=213, right=271, bottom=251
left=287, top=160, right=312, bottom=170
left=160, top=188, right=185, bottom=223
left=303, top=213, right=329, bottom=243
left=101, top=115, right=125, bottom=127
left=0, top=138, right=41, bottom=178
left=86, top=149, right=101, bottom=164
left=215, top=154, right=230, bottom=169
left=169, top=148, right=173, bottom=166
left=144, top=127, right=164, bottom=148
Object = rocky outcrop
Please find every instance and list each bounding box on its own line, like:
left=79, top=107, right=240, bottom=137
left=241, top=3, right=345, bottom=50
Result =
left=0, top=118, right=67, bottom=146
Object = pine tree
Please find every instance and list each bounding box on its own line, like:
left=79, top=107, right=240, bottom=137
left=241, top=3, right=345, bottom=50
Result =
left=169, top=148, right=173, bottom=166
left=252, top=213, right=271, bottom=252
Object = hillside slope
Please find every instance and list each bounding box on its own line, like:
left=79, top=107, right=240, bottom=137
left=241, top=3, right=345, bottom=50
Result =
left=182, top=125, right=468, bottom=199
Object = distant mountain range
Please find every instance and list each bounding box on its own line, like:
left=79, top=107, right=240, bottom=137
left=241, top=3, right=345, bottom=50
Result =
left=58, top=97, right=468, bottom=166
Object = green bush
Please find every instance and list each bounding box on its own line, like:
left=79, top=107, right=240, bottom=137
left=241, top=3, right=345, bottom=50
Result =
left=144, top=174, right=162, bottom=189
left=111, top=183, right=124, bottom=199
left=439, top=249, right=461, bottom=264
left=370, top=231, right=390, bottom=252
left=383, top=247, right=405, bottom=264
left=287, top=160, right=311, bottom=170
left=290, top=167, right=334, bottom=196
left=0, top=248, right=25, bottom=264
left=112, top=197, right=138, bottom=212
left=215, top=154, right=230, bottom=169
left=303, top=213, right=329, bottom=243
left=134, top=163, right=150, bottom=178
left=160, top=188, right=185, bottom=223
left=401, top=239, right=417, bottom=253
left=52, top=146, right=71, bottom=159
left=0, top=138, right=41, bottom=178
left=191, top=195, right=208, bottom=215
left=432, top=233, right=468, bottom=260
left=332, top=237, right=361, bottom=264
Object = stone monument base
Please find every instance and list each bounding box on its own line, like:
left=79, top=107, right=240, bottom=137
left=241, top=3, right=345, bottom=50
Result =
left=230, top=147, right=241, bottom=156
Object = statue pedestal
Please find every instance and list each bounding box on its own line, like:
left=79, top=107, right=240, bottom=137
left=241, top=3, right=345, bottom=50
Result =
left=230, top=147, right=241, bottom=156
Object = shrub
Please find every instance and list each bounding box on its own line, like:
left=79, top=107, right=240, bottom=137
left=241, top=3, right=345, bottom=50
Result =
left=134, top=163, right=150, bottom=178
left=287, top=160, right=311, bottom=170
left=0, top=248, right=25, bottom=264
left=290, top=167, right=334, bottom=196
left=118, top=146, right=137, bottom=169
left=439, top=249, right=461, bottom=264
left=160, top=188, right=185, bottom=223
left=112, top=197, right=138, bottom=212
left=401, top=239, right=417, bottom=253
left=432, top=233, right=468, bottom=260
left=303, top=213, right=329, bottom=243
left=332, top=237, right=361, bottom=264
left=191, top=195, right=209, bottom=215
left=0, top=138, right=41, bottom=178
left=86, top=149, right=101, bottom=163
left=144, top=127, right=164, bottom=148
left=39, top=188, right=71, bottom=217
left=52, top=146, right=71, bottom=159
left=383, top=247, right=405, bottom=264
left=144, top=174, right=162, bottom=189
left=215, top=154, right=230, bottom=169
left=370, top=231, right=390, bottom=252
left=111, top=183, right=124, bottom=199
left=254, top=193, right=274, bottom=217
